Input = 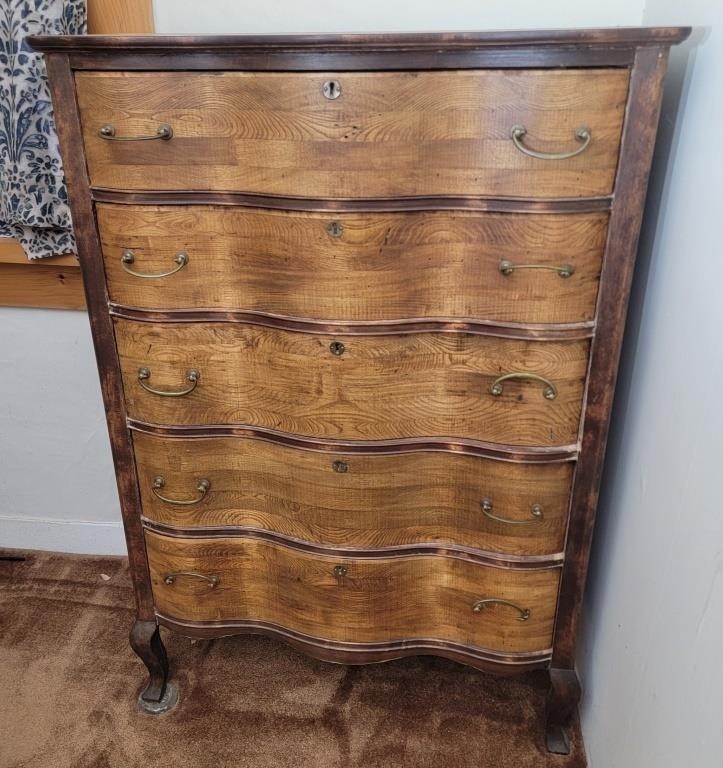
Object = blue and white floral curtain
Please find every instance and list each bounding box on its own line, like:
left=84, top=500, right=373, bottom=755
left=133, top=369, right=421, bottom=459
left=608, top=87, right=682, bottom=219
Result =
left=0, top=1, right=86, bottom=259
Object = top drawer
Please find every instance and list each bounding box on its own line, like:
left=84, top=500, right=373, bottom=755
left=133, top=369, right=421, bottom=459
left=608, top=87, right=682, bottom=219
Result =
left=75, top=69, right=629, bottom=199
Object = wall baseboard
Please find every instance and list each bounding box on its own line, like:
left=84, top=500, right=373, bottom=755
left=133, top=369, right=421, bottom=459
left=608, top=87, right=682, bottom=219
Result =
left=0, top=515, right=127, bottom=556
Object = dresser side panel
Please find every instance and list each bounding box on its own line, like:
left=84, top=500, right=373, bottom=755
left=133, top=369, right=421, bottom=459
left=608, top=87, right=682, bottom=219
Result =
left=43, top=54, right=153, bottom=618
left=553, top=46, right=670, bottom=667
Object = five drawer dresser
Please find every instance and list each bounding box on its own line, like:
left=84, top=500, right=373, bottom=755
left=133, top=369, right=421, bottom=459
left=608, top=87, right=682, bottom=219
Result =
left=32, top=27, right=690, bottom=755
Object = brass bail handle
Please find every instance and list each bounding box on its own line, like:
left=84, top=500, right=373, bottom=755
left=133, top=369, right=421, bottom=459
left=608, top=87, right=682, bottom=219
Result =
left=163, top=571, right=219, bottom=588
left=152, top=476, right=210, bottom=506
left=489, top=372, right=557, bottom=401
left=121, top=249, right=188, bottom=279
left=99, top=123, right=173, bottom=141
left=137, top=367, right=200, bottom=397
left=510, top=124, right=591, bottom=161
left=472, top=598, right=530, bottom=622
left=498, top=260, right=574, bottom=279
left=481, top=498, right=544, bottom=525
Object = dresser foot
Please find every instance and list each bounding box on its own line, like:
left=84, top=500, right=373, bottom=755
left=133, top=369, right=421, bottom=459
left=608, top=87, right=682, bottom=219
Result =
left=545, top=667, right=581, bottom=755
left=137, top=680, right=179, bottom=714
left=130, top=620, right=176, bottom=713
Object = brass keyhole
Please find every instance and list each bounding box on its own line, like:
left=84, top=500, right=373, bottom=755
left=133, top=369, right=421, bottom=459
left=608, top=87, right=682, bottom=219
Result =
left=333, top=565, right=348, bottom=577
left=323, top=80, right=342, bottom=100
left=329, top=341, right=345, bottom=356
left=333, top=460, right=348, bottom=473
left=326, top=221, right=344, bottom=238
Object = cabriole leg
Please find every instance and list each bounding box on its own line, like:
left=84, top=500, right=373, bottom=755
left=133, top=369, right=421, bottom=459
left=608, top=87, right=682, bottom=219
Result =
left=129, top=619, right=178, bottom=714
left=545, top=667, right=581, bottom=754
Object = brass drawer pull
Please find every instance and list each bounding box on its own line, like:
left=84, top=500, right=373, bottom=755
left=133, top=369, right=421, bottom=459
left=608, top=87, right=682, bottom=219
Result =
left=121, top=248, right=188, bottom=279
left=99, top=123, right=173, bottom=141
left=152, top=476, right=210, bottom=506
left=163, top=571, right=219, bottom=588
left=137, top=367, right=200, bottom=397
left=489, top=372, right=557, bottom=401
left=481, top=498, right=544, bottom=525
left=510, top=124, right=591, bottom=160
left=472, top=598, right=530, bottom=622
left=498, top=259, right=574, bottom=279
left=333, top=565, right=348, bottom=577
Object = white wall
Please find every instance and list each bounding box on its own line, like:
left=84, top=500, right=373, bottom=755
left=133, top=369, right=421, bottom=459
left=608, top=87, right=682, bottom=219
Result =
left=580, top=2, right=723, bottom=767
left=0, top=308, right=124, bottom=553
left=154, top=0, right=643, bottom=34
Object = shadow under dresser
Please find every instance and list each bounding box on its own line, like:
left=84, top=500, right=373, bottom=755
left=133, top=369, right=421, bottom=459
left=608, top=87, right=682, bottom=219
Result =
left=30, top=26, right=690, bottom=755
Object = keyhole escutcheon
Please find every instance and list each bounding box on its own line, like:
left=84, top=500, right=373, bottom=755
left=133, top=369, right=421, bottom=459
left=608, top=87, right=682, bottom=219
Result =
left=323, top=80, right=342, bottom=100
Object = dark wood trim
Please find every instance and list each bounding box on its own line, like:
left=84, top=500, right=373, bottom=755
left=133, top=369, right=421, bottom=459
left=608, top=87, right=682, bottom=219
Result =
left=552, top=46, right=671, bottom=668
left=109, top=306, right=594, bottom=341
left=127, top=420, right=579, bottom=464
left=70, top=50, right=636, bottom=71
left=43, top=53, right=155, bottom=621
left=129, top=619, right=169, bottom=704
left=30, top=27, right=691, bottom=51
left=92, top=188, right=612, bottom=214
left=156, top=613, right=553, bottom=674
left=28, top=28, right=690, bottom=73
left=140, top=519, right=565, bottom=569
left=545, top=667, right=582, bottom=754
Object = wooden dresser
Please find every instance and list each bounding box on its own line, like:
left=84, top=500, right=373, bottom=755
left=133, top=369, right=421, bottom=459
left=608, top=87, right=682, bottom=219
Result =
left=32, top=28, right=689, bottom=754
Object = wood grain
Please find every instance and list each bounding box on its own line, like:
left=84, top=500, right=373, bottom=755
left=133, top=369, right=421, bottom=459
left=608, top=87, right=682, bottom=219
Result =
left=0, top=239, right=78, bottom=266
left=75, top=70, right=629, bottom=198
left=87, top=0, right=154, bottom=34
left=133, top=432, right=574, bottom=556
left=145, top=530, right=560, bottom=653
left=0, top=262, right=85, bottom=310
left=98, top=204, right=607, bottom=324
left=115, top=320, right=590, bottom=446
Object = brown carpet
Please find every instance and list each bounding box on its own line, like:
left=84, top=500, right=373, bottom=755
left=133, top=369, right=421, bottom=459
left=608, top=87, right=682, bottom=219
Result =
left=0, top=551, right=586, bottom=768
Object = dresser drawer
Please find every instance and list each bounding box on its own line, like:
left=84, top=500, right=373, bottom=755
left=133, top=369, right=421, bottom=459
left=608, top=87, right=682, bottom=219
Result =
left=76, top=69, right=628, bottom=198
left=99, top=204, right=607, bottom=325
left=134, top=433, right=573, bottom=556
left=146, top=531, right=559, bottom=653
left=115, top=320, right=589, bottom=446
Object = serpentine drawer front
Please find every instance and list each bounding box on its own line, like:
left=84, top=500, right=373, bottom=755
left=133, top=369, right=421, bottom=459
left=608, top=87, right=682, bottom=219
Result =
left=75, top=69, right=629, bottom=198
left=98, top=205, right=608, bottom=324
left=145, top=531, right=560, bottom=655
left=115, top=319, right=590, bottom=445
left=133, top=432, right=574, bottom=557
left=32, top=27, right=689, bottom=756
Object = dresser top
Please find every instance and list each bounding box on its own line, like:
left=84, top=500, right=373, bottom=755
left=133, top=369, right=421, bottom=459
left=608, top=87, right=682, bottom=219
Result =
left=30, top=27, right=690, bottom=54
